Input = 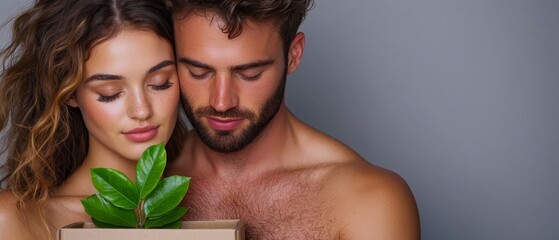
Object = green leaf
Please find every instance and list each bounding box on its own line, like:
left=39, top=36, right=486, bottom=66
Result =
left=92, top=218, right=127, bottom=228
left=81, top=194, right=137, bottom=228
left=136, top=143, right=167, bottom=199
left=91, top=168, right=139, bottom=210
left=144, top=207, right=188, bottom=228
left=144, top=176, right=190, bottom=218
left=156, top=220, right=182, bottom=229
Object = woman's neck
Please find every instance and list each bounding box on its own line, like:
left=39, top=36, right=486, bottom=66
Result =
left=55, top=146, right=137, bottom=197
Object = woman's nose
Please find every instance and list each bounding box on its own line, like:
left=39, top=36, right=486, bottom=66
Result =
left=127, top=90, right=153, bottom=120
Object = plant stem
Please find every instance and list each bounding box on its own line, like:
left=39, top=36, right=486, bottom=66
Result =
left=138, top=200, right=146, bottom=228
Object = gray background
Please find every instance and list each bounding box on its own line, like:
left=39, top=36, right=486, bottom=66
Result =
left=0, top=0, right=27, bottom=180
left=1, top=0, right=558, bottom=239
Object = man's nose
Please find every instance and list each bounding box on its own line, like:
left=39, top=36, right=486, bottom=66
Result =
left=209, top=73, right=238, bottom=112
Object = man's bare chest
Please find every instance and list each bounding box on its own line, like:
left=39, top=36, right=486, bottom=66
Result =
left=182, top=177, right=337, bottom=239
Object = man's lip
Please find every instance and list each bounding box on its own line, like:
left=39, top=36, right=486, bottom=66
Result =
left=207, top=117, right=243, bottom=131
left=123, top=126, right=159, bottom=142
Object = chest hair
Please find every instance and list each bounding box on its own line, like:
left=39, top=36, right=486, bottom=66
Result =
left=183, top=172, right=339, bottom=240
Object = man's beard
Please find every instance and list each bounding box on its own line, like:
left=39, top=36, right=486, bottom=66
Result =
left=182, top=76, right=286, bottom=153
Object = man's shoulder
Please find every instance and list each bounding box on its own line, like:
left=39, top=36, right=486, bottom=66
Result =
left=291, top=116, right=416, bottom=205
left=297, top=121, right=414, bottom=200
left=320, top=159, right=410, bottom=195
left=308, top=152, right=415, bottom=209
left=319, top=161, right=420, bottom=239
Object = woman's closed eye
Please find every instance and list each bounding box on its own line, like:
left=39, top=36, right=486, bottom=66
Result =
left=97, top=92, right=122, bottom=103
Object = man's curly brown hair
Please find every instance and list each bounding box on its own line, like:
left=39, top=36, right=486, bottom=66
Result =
left=167, top=0, right=314, bottom=52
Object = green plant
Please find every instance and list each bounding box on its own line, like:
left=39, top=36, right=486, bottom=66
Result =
left=81, top=143, right=190, bottom=228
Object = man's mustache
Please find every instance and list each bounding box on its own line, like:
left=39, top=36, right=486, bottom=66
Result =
left=195, top=106, right=257, bottom=122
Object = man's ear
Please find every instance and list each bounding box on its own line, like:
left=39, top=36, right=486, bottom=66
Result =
left=65, top=95, right=79, bottom=108
left=287, top=32, right=305, bottom=74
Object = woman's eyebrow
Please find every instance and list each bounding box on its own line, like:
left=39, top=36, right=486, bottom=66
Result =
left=85, top=73, right=123, bottom=82
left=85, top=60, right=174, bottom=83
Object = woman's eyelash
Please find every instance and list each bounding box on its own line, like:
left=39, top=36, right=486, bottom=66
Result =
left=97, top=93, right=121, bottom=102
left=96, top=81, right=171, bottom=102
left=152, top=81, right=173, bottom=91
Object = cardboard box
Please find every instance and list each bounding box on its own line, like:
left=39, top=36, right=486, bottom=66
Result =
left=57, top=220, right=244, bottom=240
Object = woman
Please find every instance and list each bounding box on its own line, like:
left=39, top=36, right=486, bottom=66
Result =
left=0, top=0, right=186, bottom=239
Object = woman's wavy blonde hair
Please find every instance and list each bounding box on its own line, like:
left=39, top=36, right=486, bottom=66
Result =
left=0, top=0, right=185, bottom=237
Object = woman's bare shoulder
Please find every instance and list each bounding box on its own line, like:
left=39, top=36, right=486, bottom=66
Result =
left=0, top=191, right=32, bottom=240
left=0, top=191, right=20, bottom=219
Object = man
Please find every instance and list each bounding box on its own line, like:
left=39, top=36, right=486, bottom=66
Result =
left=166, top=0, right=420, bottom=239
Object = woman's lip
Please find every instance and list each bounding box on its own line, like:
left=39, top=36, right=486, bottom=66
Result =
left=123, top=126, right=158, bottom=142
left=124, top=126, right=157, bottom=134
left=207, top=117, right=243, bottom=131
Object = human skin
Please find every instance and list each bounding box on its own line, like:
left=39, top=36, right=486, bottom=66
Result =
left=169, top=12, right=420, bottom=240
left=0, top=29, right=180, bottom=240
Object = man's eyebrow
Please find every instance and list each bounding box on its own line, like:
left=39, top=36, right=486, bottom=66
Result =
left=178, top=57, right=274, bottom=71
left=178, top=57, right=212, bottom=69
left=232, top=59, right=274, bottom=71
left=147, top=60, right=175, bottom=74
